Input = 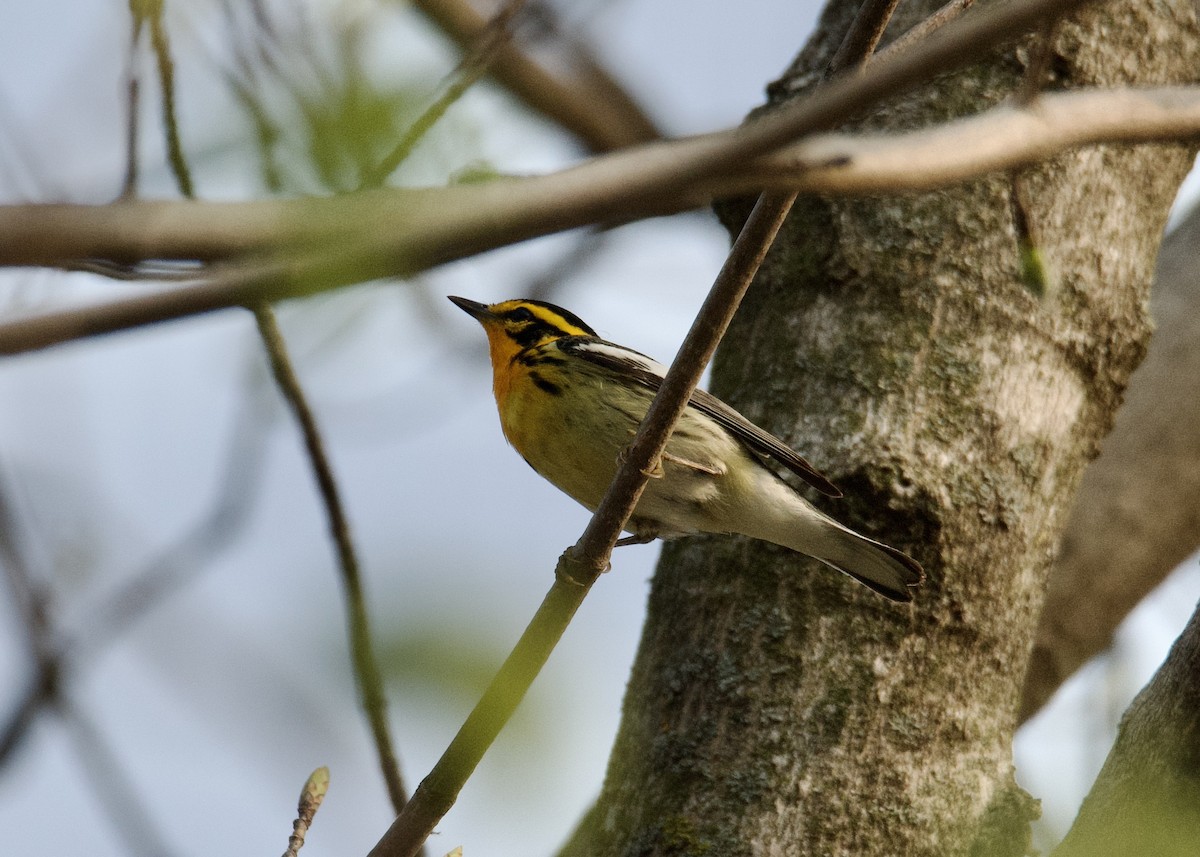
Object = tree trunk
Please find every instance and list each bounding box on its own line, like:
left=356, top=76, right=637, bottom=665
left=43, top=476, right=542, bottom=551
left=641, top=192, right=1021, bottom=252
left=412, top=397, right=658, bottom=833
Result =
left=560, top=1, right=1200, bottom=855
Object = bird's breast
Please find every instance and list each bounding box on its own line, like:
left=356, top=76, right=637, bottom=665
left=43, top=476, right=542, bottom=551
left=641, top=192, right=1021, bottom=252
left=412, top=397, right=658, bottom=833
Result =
left=497, top=367, right=642, bottom=510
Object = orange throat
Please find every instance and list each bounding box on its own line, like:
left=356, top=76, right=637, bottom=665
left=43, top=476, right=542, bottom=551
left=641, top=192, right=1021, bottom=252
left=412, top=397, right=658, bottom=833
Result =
left=484, top=326, right=522, bottom=409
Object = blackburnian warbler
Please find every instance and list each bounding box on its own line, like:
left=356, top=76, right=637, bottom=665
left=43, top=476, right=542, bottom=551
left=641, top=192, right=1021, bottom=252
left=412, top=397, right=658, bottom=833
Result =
left=450, top=296, right=923, bottom=602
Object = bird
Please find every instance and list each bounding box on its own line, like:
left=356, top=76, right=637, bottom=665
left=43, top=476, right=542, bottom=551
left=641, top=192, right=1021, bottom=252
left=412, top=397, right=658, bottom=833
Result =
left=449, top=295, right=923, bottom=602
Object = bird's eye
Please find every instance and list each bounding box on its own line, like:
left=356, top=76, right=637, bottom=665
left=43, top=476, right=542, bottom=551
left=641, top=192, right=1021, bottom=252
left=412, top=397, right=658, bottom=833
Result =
left=507, top=307, right=535, bottom=323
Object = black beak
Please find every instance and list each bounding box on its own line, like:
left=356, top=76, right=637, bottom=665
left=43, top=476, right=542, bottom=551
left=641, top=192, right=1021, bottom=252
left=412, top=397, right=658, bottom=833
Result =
left=448, top=295, right=495, bottom=322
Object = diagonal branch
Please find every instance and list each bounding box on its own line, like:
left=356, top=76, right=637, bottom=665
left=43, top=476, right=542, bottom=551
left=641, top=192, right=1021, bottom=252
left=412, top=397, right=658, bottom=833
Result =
left=828, top=0, right=905, bottom=76
left=363, top=0, right=531, bottom=189
left=410, top=0, right=660, bottom=152
left=0, top=0, right=1114, bottom=267
left=875, top=0, right=976, bottom=61
left=1, top=378, right=269, bottom=768
left=2, top=85, right=1199, bottom=359
left=1051, top=594, right=1200, bottom=856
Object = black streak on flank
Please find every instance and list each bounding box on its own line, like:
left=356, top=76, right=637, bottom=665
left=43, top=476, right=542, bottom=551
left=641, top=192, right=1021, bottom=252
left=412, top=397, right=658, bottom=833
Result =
left=529, top=371, right=562, bottom=396
left=517, top=352, right=567, bottom=368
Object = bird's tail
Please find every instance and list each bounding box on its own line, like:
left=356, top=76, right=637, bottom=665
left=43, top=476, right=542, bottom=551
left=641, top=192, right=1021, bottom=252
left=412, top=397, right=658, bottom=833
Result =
left=805, top=517, right=924, bottom=602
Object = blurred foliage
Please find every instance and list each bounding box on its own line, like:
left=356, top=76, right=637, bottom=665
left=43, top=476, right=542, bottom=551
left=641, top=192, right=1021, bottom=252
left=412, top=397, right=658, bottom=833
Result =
left=214, top=0, right=492, bottom=194
left=377, top=622, right=519, bottom=706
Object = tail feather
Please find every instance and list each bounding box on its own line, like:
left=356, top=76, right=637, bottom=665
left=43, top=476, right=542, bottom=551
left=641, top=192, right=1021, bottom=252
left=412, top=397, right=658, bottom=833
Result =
left=809, top=521, right=924, bottom=602
left=725, top=472, right=924, bottom=602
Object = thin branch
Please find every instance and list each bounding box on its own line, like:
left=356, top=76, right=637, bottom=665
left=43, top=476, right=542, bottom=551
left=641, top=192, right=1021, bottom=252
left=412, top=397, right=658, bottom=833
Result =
left=828, top=0, right=905, bottom=76
left=737, top=87, right=1200, bottom=193
left=0, top=386, right=269, bottom=769
left=1008, top=171, right=1050, bottom=296
left=0, top=470, right=175, bottom=855
left=875, top=0, right=976, bottom=62
left=122, top=13, right=145, bottom=199
left=0, top=471, right=63, bottom=766
left=80, top=388, right=269, bottom=651
left=146, top=5, right=194, bottom=198
left=4, top=82, right=1197, bottom=281
left=250, top=304, right=410, bottom=816
left=411, top=0, right=660, bottom=152
left=363, top=0, right=531, bottom=189
left=0, top=0, right=1108, bottom=268
left=0, top=84, right=1197, bottom=357
left=366, top=190, right=798, bottom=857
left=0, top=671, right=54, bottom=766
left=0, top=474, right=59, bottom=764
left=1016, top=18, right=1062, bottom=106
left=1006, top=18, right=1063, bottom=296
left=63, top=260, right=207, bottom=281
left=58, top=699, right=177, bottom=857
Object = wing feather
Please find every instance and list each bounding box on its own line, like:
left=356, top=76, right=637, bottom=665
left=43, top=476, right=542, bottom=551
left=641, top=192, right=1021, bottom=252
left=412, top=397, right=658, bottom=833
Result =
left=560, top=338, right=842, bottom=497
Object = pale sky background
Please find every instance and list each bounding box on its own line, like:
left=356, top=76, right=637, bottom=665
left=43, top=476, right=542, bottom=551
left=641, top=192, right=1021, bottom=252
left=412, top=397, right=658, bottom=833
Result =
left=0, top=2, right=1198, bottom=857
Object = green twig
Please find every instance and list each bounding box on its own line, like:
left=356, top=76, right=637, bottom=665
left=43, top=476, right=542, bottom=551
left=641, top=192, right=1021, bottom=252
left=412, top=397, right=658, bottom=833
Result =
left=251, top=304, right=411, bottom=816
left=147, top=7, right=194, bottom=198
left=361, top=0, right=529, bottom=189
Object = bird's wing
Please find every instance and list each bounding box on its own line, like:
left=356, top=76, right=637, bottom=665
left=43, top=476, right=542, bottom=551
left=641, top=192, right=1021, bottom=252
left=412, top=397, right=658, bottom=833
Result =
left=560, top=338, right=842, bottom=497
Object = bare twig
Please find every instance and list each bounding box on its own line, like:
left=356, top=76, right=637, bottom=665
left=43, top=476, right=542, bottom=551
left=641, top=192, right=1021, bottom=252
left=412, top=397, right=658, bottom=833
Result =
left=0, top=0, right=1106, bottom=262
left=251, top=304, right=410, bottom=815
left=828, top=0, right=905, bottom=76
left=0, top=472, right=59, bottom=766
left=282, top=767, right=330, bottom=857
left=364, top=0, right=531, bottom=189
left=366, top=190, right=798, bottom=857
left=59, top=699, right=177, bottom=857
left=146, top=5, right=194, bottom=198
left=0, top=671, right=54, bottom=766
left=876, top=0, right=976, bottom=62
left=0, top=472, right=174, bottom=855
left=0, top=472, right=61, bottom=763
left=122, top=13, right=144, bottom=199
left=0, top=386, right=269, bottom=768
left=81, top=389, right=269, bottom=651
left=64, top=260, right=207, bottom=281
left=1008, top=170, right=1051, bottom=296
left=411, top=0, right=660, bottom=152
left=2, top=85, right=1199, bottom=357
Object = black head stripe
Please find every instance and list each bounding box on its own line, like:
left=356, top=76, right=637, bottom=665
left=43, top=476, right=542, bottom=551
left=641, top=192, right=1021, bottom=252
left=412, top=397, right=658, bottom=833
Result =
left=518, top=300, right=598, bottom=337
left=510, top=322, right=554, bottom=349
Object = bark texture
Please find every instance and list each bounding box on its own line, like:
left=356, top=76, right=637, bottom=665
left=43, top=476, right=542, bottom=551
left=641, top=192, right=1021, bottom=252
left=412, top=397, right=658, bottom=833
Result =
left=1052, top=597, right=1200, bottom=857
left=1021, top=204, right=1200, bottom=723
left=561, top=1, right=1200, bottom=856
